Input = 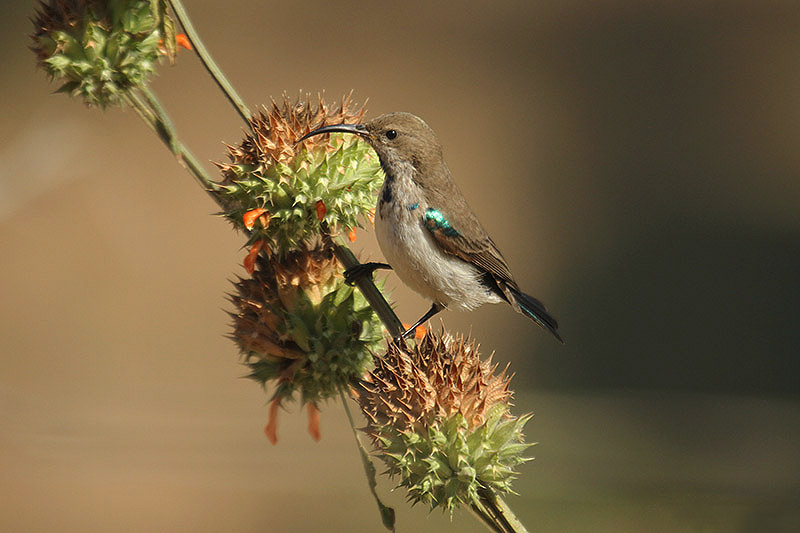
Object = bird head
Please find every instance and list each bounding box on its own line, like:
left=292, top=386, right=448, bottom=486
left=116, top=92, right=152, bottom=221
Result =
left=298, top=112, right=444, bottom=175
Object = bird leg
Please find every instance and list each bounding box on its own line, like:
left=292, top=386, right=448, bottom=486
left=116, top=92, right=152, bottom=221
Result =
left=395, top=302, right=445, bottom=342
left=343, top=262, right=392, bottom=286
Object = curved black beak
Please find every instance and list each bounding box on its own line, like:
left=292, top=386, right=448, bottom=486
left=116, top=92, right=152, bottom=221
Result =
left=296, top=123, right=369, bottom=144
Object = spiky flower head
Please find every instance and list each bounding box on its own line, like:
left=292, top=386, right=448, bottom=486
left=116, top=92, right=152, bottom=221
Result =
left=218, top=93, right=383, bottom=256
left=230, top=240, right=384, bottom=407
left=355, top=330, right=532, bottom=513
left=31, top=0, right=170, bottom=107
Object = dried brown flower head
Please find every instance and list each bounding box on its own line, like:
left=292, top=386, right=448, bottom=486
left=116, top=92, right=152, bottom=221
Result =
left=355, top=330, right=531, bottom=511
left=217, top=93, right=382, bottom=255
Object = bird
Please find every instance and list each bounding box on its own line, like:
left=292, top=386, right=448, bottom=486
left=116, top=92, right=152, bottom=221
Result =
left=298, top=112, right=562, bottom=343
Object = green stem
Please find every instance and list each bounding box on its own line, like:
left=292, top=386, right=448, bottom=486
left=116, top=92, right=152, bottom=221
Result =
left=492, top=494, right=530, bottom=533
left=138, top=84, right=180, bottom=155
left=470, top=501, right=505, bottom=533
left=125, top=90, right=220, bottom=202
left=474, top=487, right=530, bottom=533
left=340, top=392, right=396, bottom=531
left=167, top=0, right=252, bottom=126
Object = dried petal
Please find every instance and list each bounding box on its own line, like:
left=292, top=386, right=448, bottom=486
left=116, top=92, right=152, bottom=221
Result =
left=307, top=403, right=321, bottom=441
left=315, top=200, right=326, bottom=221
left=264, top=398, right=280, bottom=445
left=244, top=240, right=264, bottom=274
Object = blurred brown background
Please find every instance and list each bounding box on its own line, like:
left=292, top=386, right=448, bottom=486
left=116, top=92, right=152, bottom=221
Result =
left=2, top=0, right=799, bottom=531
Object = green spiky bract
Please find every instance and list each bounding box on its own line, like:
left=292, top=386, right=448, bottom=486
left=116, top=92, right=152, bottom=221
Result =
left=232, top=253, right=384, bottom=406
left=220, top=132, right=383, bottom=255
left=248, top=282, right=382, bottom=404
left=32, top=0, right=164, bottom=108
left=375, top=406, right=532, bottom=512
left=357, top=331, right=533, bottom=514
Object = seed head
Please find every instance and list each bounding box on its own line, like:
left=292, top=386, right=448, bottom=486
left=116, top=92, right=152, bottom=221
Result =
left=31, top=0, right=169, bottom=107
left=355, top=330, right=532, bottom=512
left=230, top=240, right=384, bottom=406
left=217, top=93, right=383, bottom=255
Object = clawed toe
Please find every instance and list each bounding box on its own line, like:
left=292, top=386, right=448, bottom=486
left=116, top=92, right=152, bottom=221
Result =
left=343, top=262, right=392, bottom=286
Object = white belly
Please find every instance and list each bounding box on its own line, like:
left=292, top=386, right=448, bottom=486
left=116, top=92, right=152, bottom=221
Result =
left=374, top=189, right=501, bottom=311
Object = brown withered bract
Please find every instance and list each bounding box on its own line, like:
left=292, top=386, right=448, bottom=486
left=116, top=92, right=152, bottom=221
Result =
left=219, top=92, right=367, bottom=179
left=229, top=239, right=340, bottom=361
left=356, top=330, right=514, bottom=435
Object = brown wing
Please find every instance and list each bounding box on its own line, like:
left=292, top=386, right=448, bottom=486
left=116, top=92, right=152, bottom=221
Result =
left=418, top=160, right=522, bottom=290
left=421, top=204, right=519, bottom=290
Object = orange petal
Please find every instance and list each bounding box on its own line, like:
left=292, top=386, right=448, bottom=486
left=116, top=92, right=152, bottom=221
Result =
left=307, top=403, right=321, bottom=442
left=315, top=200, right=327, bottom=221
left=402, top=323, right=427, bottom=340
left=264, top=398, right=280, bottom=445
left=243, top=207, right=268, bottom=230
left=347, top=228, right=357, bottom=242
left=244, top=240, right=264, bottom=274
left=367, top=208, right=376, bottom=226
left=176, top=33, right=193, bottom=51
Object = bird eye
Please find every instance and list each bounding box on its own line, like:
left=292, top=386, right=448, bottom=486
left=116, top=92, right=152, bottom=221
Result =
left=385, top=129, right=397, bottom=140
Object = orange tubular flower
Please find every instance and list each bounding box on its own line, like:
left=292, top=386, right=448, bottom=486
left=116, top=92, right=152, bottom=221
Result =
left=243, top=207, right=269, bottom=230
left=264, top=398, right=280, bottom=445
left=175, top=33, right=192, bottom=50
left=307, top=403, right=321, bottom=441
left=244, top=240, right=265, bottom=274
left=315, top=200, right=327, bottom=221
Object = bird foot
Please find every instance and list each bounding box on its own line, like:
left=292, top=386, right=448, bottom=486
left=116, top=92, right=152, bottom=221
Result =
left=343, top=262, right=392, bottom=286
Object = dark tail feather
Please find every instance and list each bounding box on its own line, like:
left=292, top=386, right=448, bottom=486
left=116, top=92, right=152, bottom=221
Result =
left=509, top=287, right=564, bottom=343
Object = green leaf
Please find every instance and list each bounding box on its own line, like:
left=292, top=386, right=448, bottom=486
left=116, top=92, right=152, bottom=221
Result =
left=156, top=0, right=177, bottom=64
left=55, top=81, right=80, bottom=95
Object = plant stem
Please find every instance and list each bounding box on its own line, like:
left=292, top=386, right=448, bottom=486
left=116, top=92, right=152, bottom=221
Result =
left=167, top=0, right=252, bottom=126
left=493, top=495, right=530, bottom=533
left=470, top=501, right=505, bottom=533
left=475, top=487, right=530, bottom=533
left=340, top=392, right=396, bottom=531
left=125, top=89, right=220, bottom=203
